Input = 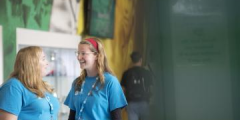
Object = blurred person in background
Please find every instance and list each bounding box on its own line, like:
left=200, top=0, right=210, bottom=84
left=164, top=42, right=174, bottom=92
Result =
left=121, top=51, right=153, bottom=120
left=0, top=46, right=60, bottom=120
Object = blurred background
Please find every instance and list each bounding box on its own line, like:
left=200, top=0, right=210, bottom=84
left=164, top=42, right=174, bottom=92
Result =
left=0, top=0, right=240, bottom=120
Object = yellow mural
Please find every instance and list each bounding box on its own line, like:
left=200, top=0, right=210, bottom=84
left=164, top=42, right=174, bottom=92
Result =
left=77, top=0, right=84, bottom=35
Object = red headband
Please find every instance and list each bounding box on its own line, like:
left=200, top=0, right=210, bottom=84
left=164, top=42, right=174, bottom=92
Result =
left=85, top=38, right=99, bottom=52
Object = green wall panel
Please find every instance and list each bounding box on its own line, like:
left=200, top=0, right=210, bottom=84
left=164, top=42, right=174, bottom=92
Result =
left=0, top=0, right=53, bottom=81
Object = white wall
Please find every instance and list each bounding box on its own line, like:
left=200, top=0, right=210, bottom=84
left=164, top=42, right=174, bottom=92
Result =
left=0, top=26, right=3, bottom=85
left=17, top=28, right=80, bottom=50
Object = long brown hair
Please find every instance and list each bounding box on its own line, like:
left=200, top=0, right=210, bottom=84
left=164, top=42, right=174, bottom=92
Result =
left=9, top=46, right=53, bottom=97
left=75, top=38, right=114, bottom=91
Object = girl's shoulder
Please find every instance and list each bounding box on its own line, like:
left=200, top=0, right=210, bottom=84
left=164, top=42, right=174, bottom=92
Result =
left=71, top=77, right=80, bottom=88
left=0, top=77, right=26, bottom=92
left=3, top=77, right=24, bottom=88
left=104, top=72, right=119, bottom=84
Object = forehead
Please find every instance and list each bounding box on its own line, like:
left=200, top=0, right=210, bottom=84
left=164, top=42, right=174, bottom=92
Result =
left=78, top=44, right=91, bottom=51
left=39, top=51, right=45, bottom=57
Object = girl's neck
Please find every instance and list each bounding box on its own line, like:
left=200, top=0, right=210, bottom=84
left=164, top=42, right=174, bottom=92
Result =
left=86, top=68, right=98, bottom=77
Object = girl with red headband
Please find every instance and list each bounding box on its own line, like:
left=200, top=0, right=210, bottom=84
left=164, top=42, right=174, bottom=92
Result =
left=64, top=38, right=127, bottom=120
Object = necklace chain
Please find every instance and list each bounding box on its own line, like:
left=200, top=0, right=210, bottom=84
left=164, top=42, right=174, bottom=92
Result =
left=45, top=95, right=54, bottom=120
left=76, top=77, right=99, bottom=120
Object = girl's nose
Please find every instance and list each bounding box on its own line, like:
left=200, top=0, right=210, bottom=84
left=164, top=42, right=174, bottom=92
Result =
left=77, top=54, right=82, bottom=60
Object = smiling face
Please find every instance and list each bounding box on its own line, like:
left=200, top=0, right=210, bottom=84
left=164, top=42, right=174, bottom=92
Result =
left=77, top=44, right=97, bottom=71
left=39, top=51, right=49, bottom=77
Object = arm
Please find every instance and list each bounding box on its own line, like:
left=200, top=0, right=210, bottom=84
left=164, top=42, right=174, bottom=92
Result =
left=68, top=109, right=76, bottom=120
left=121, top=86, right=126, bottom=95
left=0, top=109, right=17, bottom=120
left=0, top=80, right=23, bottom=120
left=120, top=71, right=127, bottom=93
left=111, top=108, right=122, bottom=120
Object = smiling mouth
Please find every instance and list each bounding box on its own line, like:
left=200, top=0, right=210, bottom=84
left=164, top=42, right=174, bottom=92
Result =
left=80, top=61, right=86, bottom=64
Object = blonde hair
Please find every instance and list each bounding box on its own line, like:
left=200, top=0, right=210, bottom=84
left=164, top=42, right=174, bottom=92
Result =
left=9, top=46, right=53, bottom=97
left=75, top=38, right=114, bottom=91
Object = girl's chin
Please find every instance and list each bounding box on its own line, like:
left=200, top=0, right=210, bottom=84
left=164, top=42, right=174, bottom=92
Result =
left=80, top=65, right=85, bottom=69
left=80, top=64, right=86, bottom=68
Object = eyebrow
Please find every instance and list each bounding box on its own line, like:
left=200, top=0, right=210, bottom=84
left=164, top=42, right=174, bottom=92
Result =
left=78, top=51, right=92, bottom=52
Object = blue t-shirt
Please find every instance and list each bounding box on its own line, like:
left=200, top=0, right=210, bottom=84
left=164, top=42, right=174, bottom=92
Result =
left=64, top=72, right=127, bottom=120
left=0, top=78, right=60, bottom=120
